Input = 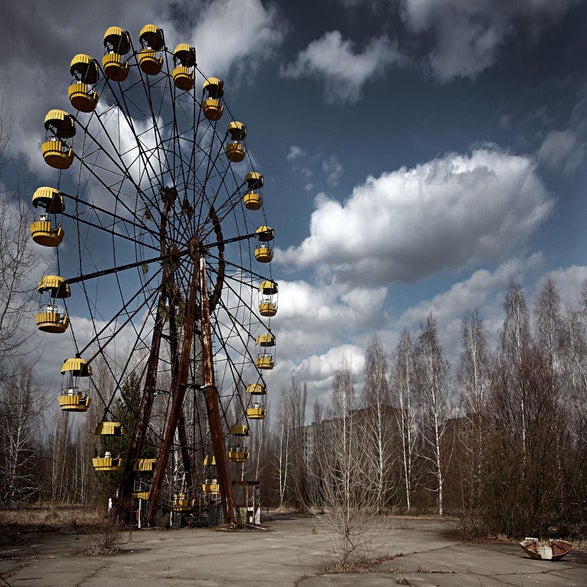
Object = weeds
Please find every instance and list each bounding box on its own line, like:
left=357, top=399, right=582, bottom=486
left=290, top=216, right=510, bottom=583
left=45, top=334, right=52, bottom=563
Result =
left=80, top=521, right=125, bottom=556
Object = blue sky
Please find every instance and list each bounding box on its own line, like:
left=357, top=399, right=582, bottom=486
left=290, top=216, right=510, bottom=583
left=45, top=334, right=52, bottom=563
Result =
left=2, top=0, right=587, bottom=410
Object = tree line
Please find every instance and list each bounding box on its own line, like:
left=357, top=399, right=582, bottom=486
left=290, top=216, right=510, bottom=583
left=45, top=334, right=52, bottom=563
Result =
left=269, top=278, right=587, bottom=539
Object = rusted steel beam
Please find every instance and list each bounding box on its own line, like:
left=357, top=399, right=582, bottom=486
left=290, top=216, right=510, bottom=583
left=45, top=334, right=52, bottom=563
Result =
left=200, top=256, right=235, bottom=525
left=146, top=252, right=201, bottom=524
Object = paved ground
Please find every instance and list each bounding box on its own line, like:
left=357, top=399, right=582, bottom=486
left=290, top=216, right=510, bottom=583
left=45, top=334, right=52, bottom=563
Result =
left=1, top=515, right=586, bottom=586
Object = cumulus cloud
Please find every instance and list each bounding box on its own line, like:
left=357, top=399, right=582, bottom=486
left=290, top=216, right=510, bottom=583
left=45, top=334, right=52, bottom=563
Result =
left=399, top=0, right=577, bottom=81
left=271, top=279, right=387, bottom=361
left=399, top=254, right=543, bottom=349
left=190, top=0, right=285, bottom=77
left=278, top=149, right=553, bottom=286
left=546, top=265, right=587, bottom=305
left=294, top=344, right=366, bottom=398
left=281, top=31, right=402, bottom=103
left=538, top=129, right=584, bottom=173
left=0, top=0, right=286, bottom=165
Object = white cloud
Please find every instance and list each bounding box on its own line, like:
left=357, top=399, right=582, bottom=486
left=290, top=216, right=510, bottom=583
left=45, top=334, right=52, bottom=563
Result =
left=278, top=148, right=553, bottom=286
left=281, top=31, right=402, bottom=103
left=400, top=0, right=577, bottom=81
left=295, top=344, right=365, bottom=395
left=191, top=0, right=285, bottom=77
left=399, top=254, right=544, bottom=354
left=323, top=154, right=343, bottom=187
left=286, top=147, right=346, bottom=190
left=271, top=279, right=387, bottom=362
left=546, top=265, right=587, bottom=306
left=0, top=0, right=286, bottom=166
left=537, top=129, right=584, bottom=173
left=287, top=145, right=304, bottom=161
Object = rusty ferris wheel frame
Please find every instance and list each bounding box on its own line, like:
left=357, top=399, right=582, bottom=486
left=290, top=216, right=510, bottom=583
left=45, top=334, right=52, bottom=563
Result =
left=32, top=24, right=277, bottom=526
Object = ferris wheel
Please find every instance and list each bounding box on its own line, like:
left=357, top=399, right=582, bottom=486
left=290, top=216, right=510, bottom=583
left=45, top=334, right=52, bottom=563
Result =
left=29, top=24, right=278, bottom=526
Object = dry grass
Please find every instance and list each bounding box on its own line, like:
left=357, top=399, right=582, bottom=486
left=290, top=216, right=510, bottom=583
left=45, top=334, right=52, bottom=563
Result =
left=0, top=504, right=106, bottom=541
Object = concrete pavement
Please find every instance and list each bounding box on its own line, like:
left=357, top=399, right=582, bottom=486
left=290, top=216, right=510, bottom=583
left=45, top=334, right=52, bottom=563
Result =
left=1, top=515, right=585, bottom=586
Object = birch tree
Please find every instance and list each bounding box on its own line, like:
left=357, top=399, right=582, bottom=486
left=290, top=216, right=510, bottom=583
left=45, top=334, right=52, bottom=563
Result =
left=276, top=390, right=290, bottom=508
left=275, top=379, right=307, bottom=508
left=392, top=329, right=419, bottom=513
left=456, top=311, right=492, bottom=530
left=415, top=315, right=450, bottom=516
left=497, top=281, right=532, bottom=459
left=0, top=110, right=38, bottom=370
left=0, top=362, right=42, bottom=506
left=361, top=335, right=396, bottom=513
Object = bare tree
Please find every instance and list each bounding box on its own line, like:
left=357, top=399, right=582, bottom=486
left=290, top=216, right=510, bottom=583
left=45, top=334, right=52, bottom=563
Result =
left=482, top=280, right=584, bottom=536
left=275, top=389, right=292, bottom=508
left=0, top=112, right=38, bottom=371
left=415, top=315, right=451, bottom=516
left=392, top=329, right=420, bottom=513
left=49, top=410, right=73, bottom=505
left=314, top=360, right=386, bottom=564
left=361, top=335, right=396, bottom=513
left=497, top=281, right=532, bottom=460
left=455, top=311, right=492, bottom=531
left=0, top=362, right=43, bottom=506
left=274, top=379, right=307, bottom=509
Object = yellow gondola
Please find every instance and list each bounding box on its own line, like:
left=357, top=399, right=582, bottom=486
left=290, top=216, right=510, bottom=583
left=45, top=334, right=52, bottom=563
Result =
left=202, top=479, right=221, bottom=494
left=246, top=383, right=266, bottom=395
left=36, top=276, right=70, bottom=333
left=246, top=404, right=266, bottom=419
left=202, top=77, right=225, bottom=121
left=255, top=356, right=274, bottom=370
left=254, top=226, right=274, bottom=262
left=102, top=26, right=130, bottom=79
left=258, top=280, right=278, bottom=317
left=133, top=458, right=157, bottom=472
left=59, top=357, right=91, bottom=412
left=171, top=494, right=198, bottom=510
left=225, top=121, right=246, bottom=162
left=228, top=446, right=249, bottom=463
left=92, top=454, right=122, bottom=471
left=95, top=421, right=123, bottom=435
left=172, top=44, right=195, bottom=90
left=138, top=24, right=164, bottom=75
left=68, top=54, right=99, bottom=112
left=243, top=191, right=262, bottom=210
left=243, top=172, right=264, bottom=210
